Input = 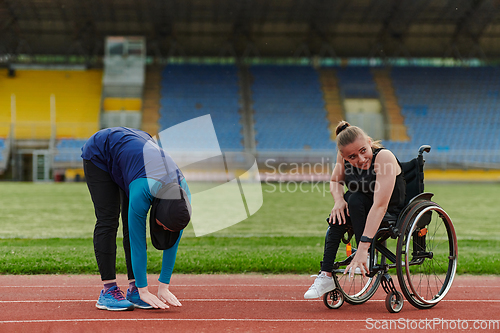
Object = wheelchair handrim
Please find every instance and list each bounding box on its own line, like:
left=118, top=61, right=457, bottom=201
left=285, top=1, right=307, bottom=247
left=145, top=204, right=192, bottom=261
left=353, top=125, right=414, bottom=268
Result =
left=333, top=250, right=383, bottom=303
left=337, top=276, right=374, bottom=297
left=404, top=205, right=458, bottom=305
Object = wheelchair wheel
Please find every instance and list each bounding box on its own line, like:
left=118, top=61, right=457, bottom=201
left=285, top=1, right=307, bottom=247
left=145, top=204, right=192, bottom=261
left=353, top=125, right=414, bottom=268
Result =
left=323, top=289, right=344, bottom=309
left=396, top=201, right=458, bottom=309
left=333, top=242, right=385, bottom=305
left=385, top=291, right=404, bottom=313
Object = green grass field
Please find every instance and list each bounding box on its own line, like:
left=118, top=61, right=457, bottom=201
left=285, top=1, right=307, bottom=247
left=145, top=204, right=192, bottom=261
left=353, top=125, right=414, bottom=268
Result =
left=0, top=182, right=499, bottom=275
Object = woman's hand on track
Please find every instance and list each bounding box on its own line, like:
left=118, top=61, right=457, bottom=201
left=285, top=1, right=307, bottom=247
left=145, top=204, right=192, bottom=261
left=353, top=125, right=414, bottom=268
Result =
left=138, top=287, right=169, bottom=309
left=158, top=282, right=182, bottom=307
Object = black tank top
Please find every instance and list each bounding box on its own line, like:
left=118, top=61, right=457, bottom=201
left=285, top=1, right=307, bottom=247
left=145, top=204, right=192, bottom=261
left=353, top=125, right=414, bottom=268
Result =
left=344, top=148, right=406, bottom=213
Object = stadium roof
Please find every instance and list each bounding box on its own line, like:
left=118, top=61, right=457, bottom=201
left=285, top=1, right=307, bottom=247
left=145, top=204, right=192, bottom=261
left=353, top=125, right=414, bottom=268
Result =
left=1, top=0, right=500, bottom=59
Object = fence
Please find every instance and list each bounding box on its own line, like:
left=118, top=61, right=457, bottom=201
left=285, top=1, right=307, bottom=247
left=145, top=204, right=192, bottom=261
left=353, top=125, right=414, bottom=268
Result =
left=7, top=122, right=98, bottom=140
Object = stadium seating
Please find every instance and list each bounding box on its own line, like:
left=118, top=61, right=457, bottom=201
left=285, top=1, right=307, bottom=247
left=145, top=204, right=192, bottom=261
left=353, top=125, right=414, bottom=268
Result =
left=318, top=68, right=344, bottom=141
left=335, top=66, right=379, bottom=98
left=0, top=138, right=5, bottom=162
left=385, top=66, right=500, bottom=166
left=0, top=70, right=102, bottom=140
left=53, top=139, right=87, bottom=163
left=4, top=64, right=499, bottom=172
left=250, top=65, right=334, bottom=151
left=158, top=64, right=243, bottom=150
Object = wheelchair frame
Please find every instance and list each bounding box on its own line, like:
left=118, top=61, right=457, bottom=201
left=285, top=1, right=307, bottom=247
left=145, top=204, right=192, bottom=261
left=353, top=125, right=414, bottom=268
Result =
left=323, top=145, right=458, bottom=313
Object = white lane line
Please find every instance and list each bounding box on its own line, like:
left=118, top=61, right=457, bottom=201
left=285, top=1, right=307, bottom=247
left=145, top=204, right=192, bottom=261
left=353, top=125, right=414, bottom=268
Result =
left=0, top=285, right=307, bottom=288
left=0, top=299, right=498, bottom=304
left=1, top=318, right=498, bottom=324
left=0, top=284, right=497, bottom=288
left=1, top=318, right=363, bottom=324
left=0, top=299, right=313, bottom=303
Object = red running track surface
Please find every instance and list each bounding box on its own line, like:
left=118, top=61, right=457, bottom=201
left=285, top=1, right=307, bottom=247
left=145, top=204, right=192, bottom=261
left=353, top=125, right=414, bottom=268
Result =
left=0, top=274, right=499, bottom=332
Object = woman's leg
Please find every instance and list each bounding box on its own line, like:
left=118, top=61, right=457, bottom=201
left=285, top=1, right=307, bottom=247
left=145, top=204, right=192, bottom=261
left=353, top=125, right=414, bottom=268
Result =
left=346, top=192, right=373, bottom=244
left=84, top=160, right=121, bottom=282
left=320, top=223, right=350, bottom=272
left=320, top=191, right=353, bottom=273
left=120, top=188, right=135, bottom=281
left=305, top=193, right=353, bottom=299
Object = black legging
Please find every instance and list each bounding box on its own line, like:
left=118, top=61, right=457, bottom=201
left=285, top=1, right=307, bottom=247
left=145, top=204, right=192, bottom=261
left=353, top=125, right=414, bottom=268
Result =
left=83, top=159, right=134, bottom=281
left=320, top=191, right=374, bottom=272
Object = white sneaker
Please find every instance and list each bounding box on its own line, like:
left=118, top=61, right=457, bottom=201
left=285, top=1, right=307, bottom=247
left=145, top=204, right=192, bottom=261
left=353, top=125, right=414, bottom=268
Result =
left=304, top=272, right=335, bottom=299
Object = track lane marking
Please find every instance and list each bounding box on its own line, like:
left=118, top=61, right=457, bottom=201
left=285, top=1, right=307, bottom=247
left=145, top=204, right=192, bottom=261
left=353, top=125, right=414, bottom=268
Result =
left=2, top=317, right=499, bottom=324
left=0, top=299, right=498, bottom=303
left=0, top=284, right=497, bottom=288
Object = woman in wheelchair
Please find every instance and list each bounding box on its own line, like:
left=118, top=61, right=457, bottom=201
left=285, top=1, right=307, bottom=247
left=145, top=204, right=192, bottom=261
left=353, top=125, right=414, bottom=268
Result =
left=304, top=121, right=406, bottom=299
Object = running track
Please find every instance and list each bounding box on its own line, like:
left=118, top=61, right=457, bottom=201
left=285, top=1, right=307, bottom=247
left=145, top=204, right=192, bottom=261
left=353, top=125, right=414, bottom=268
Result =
left=0, top=275, right=499, bottom=332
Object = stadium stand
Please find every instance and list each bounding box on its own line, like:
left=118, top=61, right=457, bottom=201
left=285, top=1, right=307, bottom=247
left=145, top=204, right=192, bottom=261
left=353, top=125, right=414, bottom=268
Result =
left=0, top=70, right=102, bottom=140
left=141, top=66, right=161, bottom=136
left=101, top=97, right=142, bottom=130
left=0, top=137, right=12, bottom=175
left=3, top=63, right=498, bottom=178
left=335, top=66, right=379, bottom=98
left=53, top=139, right=88, bottom=163
left=386, top=66, right=500, bottom=167
left=250, top=65, right=334, bottom=151
left=159, top=64, right=243, bottom=150
left=0, top=138, right=4, bottom=162
left=103, top=97, right=142, bottom=111
left=371, top=68, right=410, bottom=141
left=318, top=68, right=344, bottom=141
left=0, top=69, right=101, bottom=171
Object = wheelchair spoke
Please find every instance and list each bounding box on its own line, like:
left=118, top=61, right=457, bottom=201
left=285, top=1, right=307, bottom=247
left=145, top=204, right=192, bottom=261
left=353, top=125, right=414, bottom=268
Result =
left=338, top=273, right=373, bottom=298
left=428, top=215, right=447, bottom=250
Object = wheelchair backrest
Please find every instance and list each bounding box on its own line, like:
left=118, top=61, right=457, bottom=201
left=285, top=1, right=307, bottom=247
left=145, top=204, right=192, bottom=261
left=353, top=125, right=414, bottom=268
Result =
left=400, top=154, right=425, bottom=206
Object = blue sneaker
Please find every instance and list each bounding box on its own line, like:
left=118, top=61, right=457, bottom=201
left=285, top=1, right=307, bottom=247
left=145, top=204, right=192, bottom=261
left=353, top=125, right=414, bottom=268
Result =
left=96, top=286, right=135, bottom=311
left=126, top=288, right=154, bottom=309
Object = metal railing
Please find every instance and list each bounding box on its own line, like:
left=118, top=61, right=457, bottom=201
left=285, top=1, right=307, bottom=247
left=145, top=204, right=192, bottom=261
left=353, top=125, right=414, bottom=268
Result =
left=5, top=122, right=98, bottom=140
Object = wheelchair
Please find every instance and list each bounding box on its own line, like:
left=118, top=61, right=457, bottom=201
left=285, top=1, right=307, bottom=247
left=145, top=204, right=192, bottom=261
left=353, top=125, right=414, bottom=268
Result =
left=322, top=145, right=458, bottom=313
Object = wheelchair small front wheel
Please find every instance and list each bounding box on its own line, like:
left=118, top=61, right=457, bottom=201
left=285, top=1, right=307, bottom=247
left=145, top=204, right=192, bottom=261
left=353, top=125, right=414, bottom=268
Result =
left=323, top=289, right=344, bottom=309
left=385, top=291, right=404, bottom=313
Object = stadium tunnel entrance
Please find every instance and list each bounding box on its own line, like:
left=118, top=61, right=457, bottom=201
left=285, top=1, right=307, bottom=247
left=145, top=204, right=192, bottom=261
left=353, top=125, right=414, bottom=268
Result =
left=11, top=149, right=51, bottom=182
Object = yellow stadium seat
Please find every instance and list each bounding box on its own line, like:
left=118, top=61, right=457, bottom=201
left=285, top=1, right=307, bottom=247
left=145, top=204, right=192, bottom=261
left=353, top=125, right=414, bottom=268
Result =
left=103, top=98, right=142, bottom=111
left=0, top=69, right=102, bottom=139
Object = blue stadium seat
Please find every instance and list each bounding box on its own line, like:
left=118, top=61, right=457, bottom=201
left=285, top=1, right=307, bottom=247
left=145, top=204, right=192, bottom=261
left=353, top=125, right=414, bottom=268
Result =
left=386, top=66, right=500, bottom=166
left=0, top=139, right=6, bottom=163
left=250, top=65, right=334, bottom=151
left=159, top=64, right=243, bottom=151
left=54, top=139, right=87, bottom=163
left=336, top=67, right=379, bottom=98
